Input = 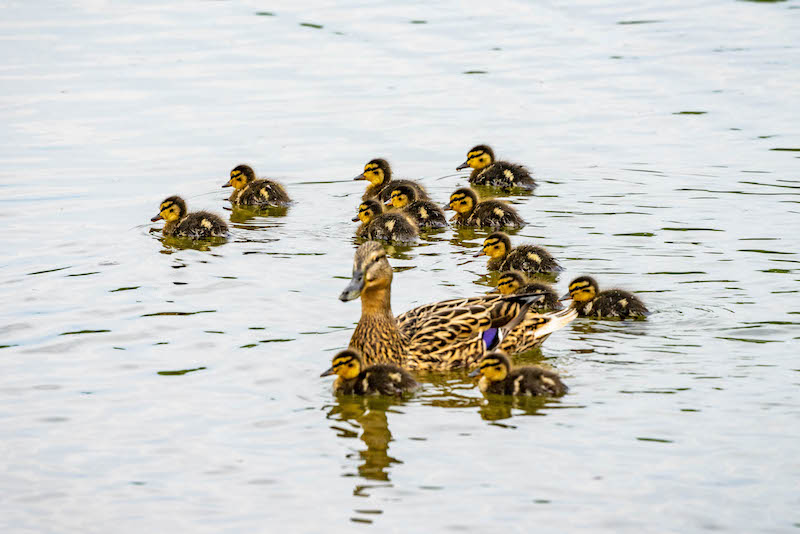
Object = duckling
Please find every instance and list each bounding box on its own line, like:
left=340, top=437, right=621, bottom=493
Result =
left=457, top=145, right=536, bottom=190
left=353, top=199, right=419, bottom=242
left=468, top=351, right=567, bottom=397
left=495, top=271, right=562, bottom=311
left=321, top=349, right=420, bottom=396
left=223, top=164, right=291, bottom=207
left=560, top=276, right=649, bottom=319
left=476, top=232, right=561, bottom=274
left=444, top=188, right=525, bottom=228
left=150, top=196, right=228, bottom=238
left=354, top=158, right=430, bottom=202
left=385, top=183, right=447, bottom=229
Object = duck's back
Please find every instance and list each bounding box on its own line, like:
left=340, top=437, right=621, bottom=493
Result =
left=236, top=179, right=291, bottom=206
left=469, top=200, right=525, bottom=228
left=172, top=211, right=228, bottom=238
left=587, top=289, right=649, bottom=318
left=471, top=162, right=536, bottom=190
left=486, top=367, right=567, bottom=396
left=404, top=200, right=447, bottom=229
left=501, top=245, right=561, bottom=273
left=353, top=364, right=419, bottom=395
left=364, top=212, right=418, bottom=242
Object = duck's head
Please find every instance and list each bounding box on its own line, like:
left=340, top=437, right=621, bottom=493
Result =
left=320, top=349, right=363, bottom=379
left=386, top=183, right=418, bottom=209
left=340, top=241, right=391, bottom=301
left=468, top=351, right=510, bottom=381
left=560, top=276, right=599, bottom=303
left=352, top=199, right=384, bottom=224
left=457, top=144, right=495, bottom=171
left=495, top=271, right=526, bottom=295
left=223, top=164, right=257, bottom=189
left=151, top=196, right=186, bottom=222
left=354, top=158, right=391, bottom=187
left=475, top=231, right=512, bottom=259
left=444, top=187, right=478, bottom=215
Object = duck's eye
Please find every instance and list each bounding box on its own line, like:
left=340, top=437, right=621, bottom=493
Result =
left=460, top=200, right=468, bottom=205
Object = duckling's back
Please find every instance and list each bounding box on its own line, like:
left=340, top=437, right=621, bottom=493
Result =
left=469, top=200, right=525, bottom=228
left=589, top=289, right=649, bottom=319
left=370, top=179, right=429, bottom=203
left=486, top=366, right=567, bottom=397
left=471, top=162, right=536, bottom=190
left=235, top=179, right=291, bottom=206
left=352, top=364, right=419, bottom=396
left=172, top=211, right=228, bottom=238
left=501, top=245, right=561, bottom=273
left=404, top=200, right=447, bottom=229
left=363, top=212, right=419, bottom=242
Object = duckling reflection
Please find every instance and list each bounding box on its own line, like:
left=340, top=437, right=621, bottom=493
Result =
left=156, top=235, right=227, bottom=253
left=227, top=204, right=290, bottom=227
left=326, top=397, right=404, bottom=482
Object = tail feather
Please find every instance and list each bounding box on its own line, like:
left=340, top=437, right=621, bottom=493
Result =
left=533, top=307, right=578, bottom=339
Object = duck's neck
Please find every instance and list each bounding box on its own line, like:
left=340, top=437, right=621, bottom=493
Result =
left=163, top=219, right=181, bottom=236
left=360, top=286, right=393, bottom=318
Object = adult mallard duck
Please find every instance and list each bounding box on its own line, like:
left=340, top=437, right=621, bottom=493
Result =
left=353, top=199, right=419, bottom=242
left=444, top=188, right=525, bottom=228
left=385, top=183, right=447, bottom=229
left=150, top=196, right=228, bottom=238
left=561, top=276, right=649, bottom=319
left=339, top=241, right=576, bottom=371
left=223, top=164, right=290, bottom=207
left=353, top=158, right=429, bottom=202
left=457, top=145, right=536, bottom=190
left=469, top=351, right=567, bottom=397
left=321, top=349, right=419, bottom=396
left=477, top=232, right=561, bottom=274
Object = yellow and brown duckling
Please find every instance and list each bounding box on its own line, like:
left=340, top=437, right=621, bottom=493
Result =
left=353, top=158, right=429, bottom=202
left=477, top=232, right=561, bottom=274
left=385, top=183, right=447, bottom=229
left=469, top=351, right=567, bottom=397
left=457, top=145, right=536, bottom=190
left=150, top=196, right=228, bottom=238
left=353, top=199, right=419, bottom=242
left=445, top=188, right=525, bottom=228
left=561, top=275, right=649, bottom=319
left=495, top=271, right=562, bottom=311
left=223, top=164, right=291, bottom=207
left=339, top=241, right=575, bottom=371
left=321, top=349, right=420, bottom=396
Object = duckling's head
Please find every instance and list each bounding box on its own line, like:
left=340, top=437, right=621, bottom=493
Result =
left=468, top=351, right=510, bottom=381
left=445, top=187, right=478, bottom=215
left=561, top=276, right=599, bottom=303
left=457, top=144, right=495, bottom=171
left=496, top=271, right=526, bottom=295
left=476, top=232, right=512, bottom=259
left=386, top=183, right=418, bottom=209
left=223, top=164, right=257, bottom=189
left=340, top=241, right=392, bottom=301
left=352, top=199, right=384, bottom=224
left=151, top=196, right=186, bottom=222
left=354, top=158, right=391, bottom=187
left=320, top=349, right=363, bottom=379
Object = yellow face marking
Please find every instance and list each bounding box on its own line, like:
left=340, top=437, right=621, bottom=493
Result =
left=158, top=202, right=181, bottom=222
left=228, top=169, right=248, bottom=190
left=390, top=191, right=409, bottom=208
left=362, top=163, right=384, bottom=186
left=357, top=204, right=374, bottom=224
left=569, top=281, right=596, bottom=303
left=482, top=238, right=506, bottom=259
left=477, top=358, right=507, bottom=382
left=466, top=150, right=492, bottom=170
left=496, top=277, right=519, bottom=295
left=449, top=194, right=473, bottom=214
left=331, top=356, right=361, bottom=379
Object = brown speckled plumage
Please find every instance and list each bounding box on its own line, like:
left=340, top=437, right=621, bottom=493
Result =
left=458, top=145, right=537, bottom=190
left=447, top=188, right=525, bottom=228
left=322, top=350, right=419, bottom=396
left=225, top=164, right=290, bottom=207
left=152, top=196, right=228, bottom=239
left=482, top=232, right=561, bottom=274
left=472, top=352, right=567, bottom=397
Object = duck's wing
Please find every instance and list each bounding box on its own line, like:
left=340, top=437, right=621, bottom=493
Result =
left=499, top=307, right=577, bottom=354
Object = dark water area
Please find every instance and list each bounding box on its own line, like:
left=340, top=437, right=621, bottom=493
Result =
left=1, top=0, right=798, bottom=532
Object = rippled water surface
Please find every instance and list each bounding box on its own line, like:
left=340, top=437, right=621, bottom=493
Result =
left=1, top=0, right=799, bottom=532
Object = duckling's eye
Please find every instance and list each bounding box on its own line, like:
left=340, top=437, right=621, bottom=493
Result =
left=460, top=200, right=468, bottom=205
left=348, top=363, right=354, bottom=367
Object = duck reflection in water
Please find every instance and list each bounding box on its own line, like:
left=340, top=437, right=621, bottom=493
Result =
left=325, top=397, right=405, bottom=483
left=227, top=204, right=289, bottom=226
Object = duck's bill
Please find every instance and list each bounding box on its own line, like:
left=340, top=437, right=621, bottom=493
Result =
left=320, top=367, right=336, bottom=377
left=353, top=173, right=367, bottom=181
left=468, top=368, right=481, bottom=377
left=442, top=203, right=453, bottom=211
left=222, top=180, right=232, bottom=188
left=456, top=161, right=470, bottom=171
left=339, top=270, right=365, bottom=301
left=351, top=216, right=360, bottom=222
left=384, top=199, right=394, bottom=206
left=558, top=292, right=573, bottom=301
left=474, top=249, right=486, bottom=257
left=150, top=214, right=163, bottom=222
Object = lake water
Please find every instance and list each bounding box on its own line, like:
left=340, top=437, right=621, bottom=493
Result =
left=1, top=0, right=799, bottom=532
